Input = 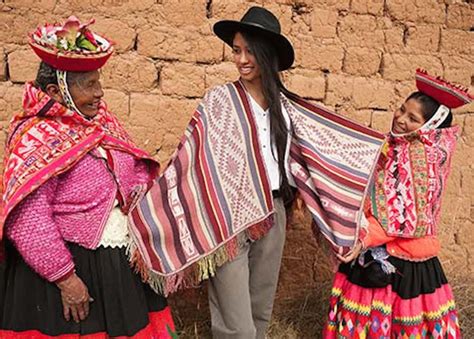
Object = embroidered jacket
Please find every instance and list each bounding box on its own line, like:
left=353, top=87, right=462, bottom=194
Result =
left=5, top=148, right=153, bottom=281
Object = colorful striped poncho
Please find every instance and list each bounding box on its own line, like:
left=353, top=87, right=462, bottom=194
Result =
left=128, top=81, right=385, bottom=295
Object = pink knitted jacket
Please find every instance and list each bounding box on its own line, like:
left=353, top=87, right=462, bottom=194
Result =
left=5, top=147, right=154, bottom=282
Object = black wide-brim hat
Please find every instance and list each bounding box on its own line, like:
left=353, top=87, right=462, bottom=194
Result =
left=213, top=6, right=294, bottom=71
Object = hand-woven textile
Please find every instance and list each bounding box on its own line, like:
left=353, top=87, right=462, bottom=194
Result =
left=129, top=81, right=384, bottom=295
left=1, top=83, right=155, bottom=238
left=370, top=127, right=458, bottom=238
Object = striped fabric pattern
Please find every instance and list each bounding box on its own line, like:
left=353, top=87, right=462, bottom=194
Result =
left=285, top=94, right=384, bottom=252
left=129, top=81, right=384, bottom=294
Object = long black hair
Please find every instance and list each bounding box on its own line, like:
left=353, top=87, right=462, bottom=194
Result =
left=240, top=30, right=296, bottom=205
left=406, top=91, right=453, bottom=128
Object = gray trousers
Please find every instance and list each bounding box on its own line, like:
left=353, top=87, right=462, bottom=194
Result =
left=208, top=198, right=286, bottom=339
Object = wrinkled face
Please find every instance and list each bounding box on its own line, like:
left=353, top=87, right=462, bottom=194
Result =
left=392, top=98, right=426, bottom=134
left=232, top=32, right=261, bottom=84
left=68, top=70, right=104, bottom=118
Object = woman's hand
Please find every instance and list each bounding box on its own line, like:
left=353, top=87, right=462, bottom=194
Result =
left=336, top=240, right=363, bottom=264
left=56, top=273, right=92, bottom=323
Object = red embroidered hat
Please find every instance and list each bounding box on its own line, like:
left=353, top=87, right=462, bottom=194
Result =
left=416, top=69, right=473, bottom=109
left=28, top=16, right=114, bottom=72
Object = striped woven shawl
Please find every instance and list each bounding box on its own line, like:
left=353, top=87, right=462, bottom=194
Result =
left=129, top=81, right=384, bottom=295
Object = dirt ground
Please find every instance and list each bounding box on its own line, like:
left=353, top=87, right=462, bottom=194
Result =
left=170, top=221, right=474, bottom=338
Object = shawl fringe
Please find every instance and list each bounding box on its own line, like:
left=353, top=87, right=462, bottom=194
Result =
left=128, top=216, right=273, bottom=296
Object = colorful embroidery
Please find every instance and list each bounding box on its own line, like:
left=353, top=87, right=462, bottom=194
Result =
left=371, top=128, right=458, bottom=238
left=1, top=83, right=153, bottom=238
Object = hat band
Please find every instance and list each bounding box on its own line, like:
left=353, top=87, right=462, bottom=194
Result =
left=420, top=104, right=450, bottom=131
left=57, top=70, right=90, bottom=119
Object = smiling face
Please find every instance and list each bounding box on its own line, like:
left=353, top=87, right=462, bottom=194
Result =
left=232, top=32, right=261, bottom=85
left=391, top=98, right=427, bottom=134
left=68, top=70, right=104, bottom=118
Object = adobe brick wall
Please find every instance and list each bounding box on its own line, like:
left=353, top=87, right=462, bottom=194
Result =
left=0, top=0, right=473, bottom=334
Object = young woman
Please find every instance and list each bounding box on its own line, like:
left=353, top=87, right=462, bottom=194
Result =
left=0, top=17, right=175, bottom=338
left=128, top=6, right=384, bottom=339
left=324, top=69, right=470, bottom=338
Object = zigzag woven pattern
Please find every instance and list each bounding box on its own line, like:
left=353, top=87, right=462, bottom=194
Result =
left=129, top=81, right=384, bottom=294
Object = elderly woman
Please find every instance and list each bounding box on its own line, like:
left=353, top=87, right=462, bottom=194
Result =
left=0, top=17, right=175, bottom=337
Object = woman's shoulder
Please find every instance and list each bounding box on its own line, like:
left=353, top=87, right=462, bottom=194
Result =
left=205, top=82, right=236, bottom=95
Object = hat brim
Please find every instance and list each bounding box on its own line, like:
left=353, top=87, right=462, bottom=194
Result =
left=415, top=69, right=473, bottom=109
left=29, top=40, right=114, bottom=72
left=213, top=20, right=294, bottom=71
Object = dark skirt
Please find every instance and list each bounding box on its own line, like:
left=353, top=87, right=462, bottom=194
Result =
left=0, top=242, right=176, bottom=338
left=338, top=254, right=449, bottom=299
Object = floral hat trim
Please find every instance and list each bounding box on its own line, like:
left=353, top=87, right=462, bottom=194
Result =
left=30, top=16, right=112, bottom=55
left=28, top=16, right=114, bottom=71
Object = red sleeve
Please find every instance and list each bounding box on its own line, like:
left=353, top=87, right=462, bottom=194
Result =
left=360, top=214, right=396, bottom=249
left=5, top=177, right=75, bottom=282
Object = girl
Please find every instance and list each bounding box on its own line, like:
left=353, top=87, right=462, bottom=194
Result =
left=324, top=69, right=471, bottom=338
left=128, top=6, right=384, bottom=339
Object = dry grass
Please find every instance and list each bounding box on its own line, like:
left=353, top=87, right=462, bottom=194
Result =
left=171, top=259, right=474, bottom=338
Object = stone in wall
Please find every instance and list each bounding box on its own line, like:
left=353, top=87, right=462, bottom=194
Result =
left=137, top=26, right=223, bottom=64
left=54, top=0, right=155, bottom=15
left=0, top=50, right=6, bottom=82
left=92, top=18, right=136, bottom=53
left=383, top=25, right=405, bottom=53
left=286, top=69, right=325, bottom=100
left=0, top=11, right=38, bottom=45
left=128, top=93, right=198, bottom=158
left=205, top=62, right=240, bottom=89
left=302, top=0, right=350, bottom=11
left=103, top=89, right=129, bottom=123
left=160, top=62, right=206, bottom=97
left=441, top=29, right=474, bottom=55
left=393, top=80, right=415, bottom=104
left=382, top=54, right=443, bottom=81
left=0, top=82, right=24, bottom=121
left=371, top=110, right=393, bottom=132
left=441, top=55, right=474, bottom=85
left=151, top=0, right=208, bottom=28
left=446, top=3, right=474, bottom=30
left=211, top=0, right=255, bottom=20
left=386, top=0, right=445, bottom=24
left=327, top=74, right=393, bottom=110
left=463, top=114, right=474, bottom=147
left=101, top=53, right=157, bottom=92
left=8, top=48, right=39, bottom=83
left=308, top=9, right=338, bottom=39
left=344, top=47, right=382, bottom=76
left=405, top=24, right=440, bottom=53
left=338, top=14, right=385, bottom=49
left=344, top=108, right=373, bottom=127
left=350, top=0, right=384, bottom=15
left=295, top=37, right=344, bottom=72
left=4, top=0, right=56, bottom=13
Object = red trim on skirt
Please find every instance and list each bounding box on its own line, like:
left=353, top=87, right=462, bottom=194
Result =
left=324, top=272, right=462, bottom=338
left=0, top=307, right=175, bottom=339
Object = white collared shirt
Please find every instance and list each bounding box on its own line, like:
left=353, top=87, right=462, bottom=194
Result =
left=248, top=94, right=295, bottom=191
